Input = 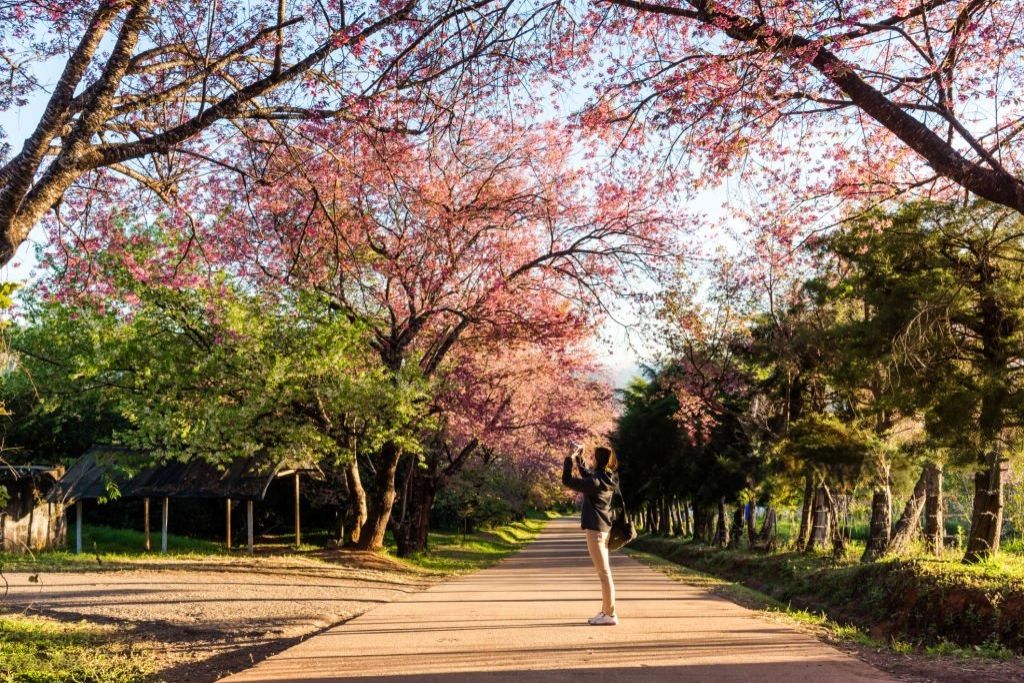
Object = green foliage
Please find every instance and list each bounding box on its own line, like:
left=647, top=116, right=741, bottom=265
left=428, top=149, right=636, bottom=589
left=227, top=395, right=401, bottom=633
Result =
left=2, top=285, right=436, bottom=477
left=826, top=201, right=1024, bottom=462
left=0, top=299, right=127, bottom=461
left=388, top=513, right=547, bottom=573
left=0, top=524, right=226, bottom=571
left=774, top=414, right=874, bottom=490
left=613, top=371, right=752, bottom=510
left=432, top=459, right=530, bottom=531
left=0, top=282, right=18, bottom=310
left=0, top=615, right=153, bottom=683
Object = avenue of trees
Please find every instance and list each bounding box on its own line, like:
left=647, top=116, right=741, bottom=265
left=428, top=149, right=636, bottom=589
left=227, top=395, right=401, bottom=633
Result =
left=616, top=201, right=1024, bottom=564
left=1, top=115, right=666, bottom=553
left=1, top=2, right=1023, bottom=563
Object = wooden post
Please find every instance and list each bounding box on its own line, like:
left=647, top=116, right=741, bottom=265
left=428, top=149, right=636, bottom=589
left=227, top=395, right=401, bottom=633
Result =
left=161, top=497, right=169, bottom=553
left=225, top=499, right=232, bottom=550
left=294, top=472, right=301, bottom=548
left=246, top=499, right=254, bottom=555
left=143, top=497, right=151, bottom=551
left=75, top=499, right=82, bottom=554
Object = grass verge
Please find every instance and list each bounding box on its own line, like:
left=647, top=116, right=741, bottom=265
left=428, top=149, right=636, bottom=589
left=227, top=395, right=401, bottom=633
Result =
left=0, top=525, right=227, bottom=572
left=386, top=511, right=550, bottom=573
left=630, top=535, right=1024, bottom=658
left=0, top=614, right=154, bottom=683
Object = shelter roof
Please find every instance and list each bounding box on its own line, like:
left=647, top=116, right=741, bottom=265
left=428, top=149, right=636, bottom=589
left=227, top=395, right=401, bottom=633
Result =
left=46, top=446, right=129, bottom=504
left=50, top=447, right=322, bottom=503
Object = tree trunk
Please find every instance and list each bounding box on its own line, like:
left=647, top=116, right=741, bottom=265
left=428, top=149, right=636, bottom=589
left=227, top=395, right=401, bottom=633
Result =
left=682, top=502, right=691, bottom=537
left=964, top=459, right=1004, bottom=563
left=691, top=505, right=706, bottom=543
left=796, top=474, right=814, bottom=550
left=395, top=466, right=438, bottom=557
left=342, top=458, right=367, bottom=547
left=660, top=498, right=672, bottom=536
left=728, top=505, right=743, bottom=549
left=756, top=506, right=777, bottom=551
left=807, top=486, right=830, bottom=551
left=861, top=486, right=892, bottom=562
left=828, top=489, right=847, bottom=559
left=714, top=498, right=729, bottom=548
left=672, top=501, right=683, bottom=536
left=745, top=503, right=757, bottom=546
left=353, top=442, right=403, bottom=551
left=886, top=466, right=928, bottom=555
left=923, top=462, right=944, bottom=556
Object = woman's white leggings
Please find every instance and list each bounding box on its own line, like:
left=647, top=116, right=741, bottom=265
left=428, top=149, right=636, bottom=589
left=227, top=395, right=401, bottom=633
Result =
left=585, top=529, right=616, bottom=615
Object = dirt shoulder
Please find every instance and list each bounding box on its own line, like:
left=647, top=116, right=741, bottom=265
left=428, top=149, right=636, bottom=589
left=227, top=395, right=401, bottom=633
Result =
left=2, top=552, right=439, bottom=682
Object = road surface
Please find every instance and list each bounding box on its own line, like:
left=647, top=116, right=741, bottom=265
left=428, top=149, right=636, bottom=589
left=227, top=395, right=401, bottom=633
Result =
left=225, top=518, right=893, bottom=682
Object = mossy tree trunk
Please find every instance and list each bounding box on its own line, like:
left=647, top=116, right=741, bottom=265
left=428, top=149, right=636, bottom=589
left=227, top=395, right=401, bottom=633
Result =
left=756, top=505, right=777, bottom=551
left=807, top=486, right=830, bottom=551
left=964, top=457, right=1004, bottom=562
left=745, top=503, right=757, bottom=546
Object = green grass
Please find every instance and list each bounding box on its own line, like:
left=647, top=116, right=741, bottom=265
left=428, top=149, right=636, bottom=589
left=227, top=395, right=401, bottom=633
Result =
left=387, top=512, right=548, bottom=573
left=0, top=514, right=553, bottom=682
left=1, top=512, right=561, bottom=574
left=924, top=639, right=1017, bottom=660
left=627, top=547, right=1014, bottom=662
left=627, top=548, right=884, bottom=644
left=631, top=534, right=1024, bottom=657
left=0, top=524, right=227, bottom=571
left=70, top=524, right=226, bottom=555
left=0, top=615, right=153, bottom=683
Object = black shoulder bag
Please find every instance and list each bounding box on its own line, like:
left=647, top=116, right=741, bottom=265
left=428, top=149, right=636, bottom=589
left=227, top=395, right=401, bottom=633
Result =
left=607, top=479, right=637, bottom=551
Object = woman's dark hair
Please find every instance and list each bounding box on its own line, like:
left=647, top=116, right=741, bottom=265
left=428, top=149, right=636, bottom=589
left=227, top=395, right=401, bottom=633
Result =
left=594, top=446, right=617, bottom=471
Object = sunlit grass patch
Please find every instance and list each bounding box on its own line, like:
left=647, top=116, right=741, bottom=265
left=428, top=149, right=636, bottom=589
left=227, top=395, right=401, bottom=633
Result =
left=0, top=614, right=153, bottom=683
left=0, top=524, right=228, bottom=572
left=924, top=639, right=1016, bottom=660
left=389, top=514, right=547, bottom=573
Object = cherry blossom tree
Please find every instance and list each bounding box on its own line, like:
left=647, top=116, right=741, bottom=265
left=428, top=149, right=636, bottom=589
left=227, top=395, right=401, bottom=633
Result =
left=46, top=119, right=670, bottom=549
left=394, top=337, right=614, bottom=555
left=582, top=1, right=1024, bottom=217
left=0, top=0, right=563, bottom=264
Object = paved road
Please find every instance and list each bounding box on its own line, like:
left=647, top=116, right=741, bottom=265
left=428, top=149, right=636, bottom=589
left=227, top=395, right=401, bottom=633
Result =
left=225, top=518, right=893, bottom=682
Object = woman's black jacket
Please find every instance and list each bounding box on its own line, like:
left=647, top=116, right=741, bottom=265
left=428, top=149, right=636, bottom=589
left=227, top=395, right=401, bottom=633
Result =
left=562, top=457, right=618, bottom=532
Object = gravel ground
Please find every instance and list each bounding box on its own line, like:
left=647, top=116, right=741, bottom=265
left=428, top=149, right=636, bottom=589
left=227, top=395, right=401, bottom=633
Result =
left=2, top=553, right=437, bottom=682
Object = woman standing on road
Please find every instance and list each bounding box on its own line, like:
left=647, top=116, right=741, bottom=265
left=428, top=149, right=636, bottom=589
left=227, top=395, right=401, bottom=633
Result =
left=562, top=442, right=619, bottom=626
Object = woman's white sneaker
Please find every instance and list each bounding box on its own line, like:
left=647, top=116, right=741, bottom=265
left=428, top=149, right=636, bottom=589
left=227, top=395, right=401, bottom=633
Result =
left=588, top=613, right=618, bottom=626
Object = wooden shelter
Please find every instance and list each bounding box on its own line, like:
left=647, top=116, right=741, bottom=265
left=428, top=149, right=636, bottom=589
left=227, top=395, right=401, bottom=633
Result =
left=1, top=465, right=66, bottom=552
left=50, top=447, right=321, bottom=554
left=46, top=446, right=131, bottom=553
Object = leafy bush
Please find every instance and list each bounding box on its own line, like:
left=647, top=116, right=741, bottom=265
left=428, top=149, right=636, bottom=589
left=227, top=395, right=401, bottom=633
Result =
left=432, top=461, right=530, bottom=531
